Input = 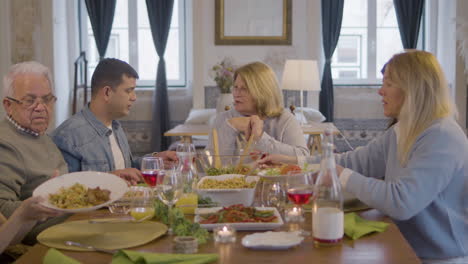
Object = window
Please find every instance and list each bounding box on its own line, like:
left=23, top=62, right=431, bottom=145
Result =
left=80, top=0, right=186, bottom=87
left=331, top=0, right=413, bottom=84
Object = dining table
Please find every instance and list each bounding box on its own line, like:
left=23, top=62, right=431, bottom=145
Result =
left=164, top=122, right=339, bottom=155
left=16, top=208, right=421, bottom=264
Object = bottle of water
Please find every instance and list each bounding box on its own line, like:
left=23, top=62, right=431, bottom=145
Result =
left=312, top=129, right=344, bottom=247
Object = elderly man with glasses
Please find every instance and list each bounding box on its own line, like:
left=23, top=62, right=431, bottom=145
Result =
left=0, top=61, right=68, bottom=244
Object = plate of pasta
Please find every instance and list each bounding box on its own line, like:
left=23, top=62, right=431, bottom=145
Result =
left=33, top=171, right=128, bottom=213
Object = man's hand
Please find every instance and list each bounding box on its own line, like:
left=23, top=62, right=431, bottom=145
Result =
left=111, top=168, right=142, bottom=185
left=155, top=151, right=178, bottom=169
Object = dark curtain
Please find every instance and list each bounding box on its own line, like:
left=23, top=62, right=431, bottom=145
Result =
left=394, top=0, right=425, bottom=49
left=146, top=0, right=174, bottom=151
left=320, top=0, right=344, bottom=122
left=85, top=0, right=116, bottom=60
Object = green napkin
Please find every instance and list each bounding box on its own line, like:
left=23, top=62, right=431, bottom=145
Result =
left=112, top=250, right=219, bottom=264
left=43, top=248, right=81, bottom=264
left=344, top=212, right=389, bottom=240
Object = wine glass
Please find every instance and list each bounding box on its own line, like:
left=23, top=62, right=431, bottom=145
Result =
left=141, top=157, right=165, bottom=188
left=260, top=177, right=287, bottom=208
left=286, top=172, right=314, bottom=235
left=156, top=168, right=184, bottom=234
left=129, top=187, right=155, bottom=222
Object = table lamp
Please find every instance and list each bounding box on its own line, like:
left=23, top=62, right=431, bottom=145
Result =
left=281, top=60, right=321, bottom=125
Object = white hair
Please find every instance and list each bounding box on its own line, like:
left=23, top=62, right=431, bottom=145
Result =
left=3, top=61, right=54, bottom=97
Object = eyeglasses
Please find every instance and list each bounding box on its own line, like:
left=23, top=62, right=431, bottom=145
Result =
left=232, top=86, right=249, bottom=95
left=6, top=95, right=57, bottom=108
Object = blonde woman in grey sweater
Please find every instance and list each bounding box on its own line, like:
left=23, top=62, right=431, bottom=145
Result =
left=206, top=62, right=309, bottom=157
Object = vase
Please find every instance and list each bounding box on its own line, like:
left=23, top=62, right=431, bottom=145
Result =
left=216, top=93, right=233, bottom=113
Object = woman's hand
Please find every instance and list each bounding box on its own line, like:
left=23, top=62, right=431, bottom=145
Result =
left=229, top=115, right=264, bottom=141
left=15, top=196, right=62, bottom=223
left=246, top=115, right=264, bottom=141
left=228, top=117, right=250, bottom=132
left=256, top=154, right=298, bottom=167
left=336, top=164, right=345, bottom=176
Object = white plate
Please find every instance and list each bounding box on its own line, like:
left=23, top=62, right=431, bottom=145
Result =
left=33, top=171, right=128, bottom=213
left=194, top=207, right=283, bottom=231
left=242, top=231, right=304, bottom=250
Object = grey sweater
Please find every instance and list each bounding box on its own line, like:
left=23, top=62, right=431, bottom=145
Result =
left=0, top=119, right=69, bottom=243
left=206, top=109, right=309, bottom=156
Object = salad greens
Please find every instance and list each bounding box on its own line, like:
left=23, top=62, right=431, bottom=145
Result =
left=154, top=199, right=210, bottom=244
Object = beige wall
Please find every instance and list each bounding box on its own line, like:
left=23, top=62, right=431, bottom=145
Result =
left=1, top=0, right=466, bottom=129
left=0, top=0, right=55, bottom=125
left=192, top=0, right=322, bottom=109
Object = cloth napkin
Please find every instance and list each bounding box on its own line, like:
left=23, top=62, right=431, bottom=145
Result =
left=112, top=250, right=219, bottom=264
left=43, top=248, right=81, bottom=264
left=344, top=212, right=389, bottom=240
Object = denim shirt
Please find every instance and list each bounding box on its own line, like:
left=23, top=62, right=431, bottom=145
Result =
left=51, top=105, right=139, bottom=172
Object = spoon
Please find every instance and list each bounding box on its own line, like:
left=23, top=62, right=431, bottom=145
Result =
left=65, top=241, right=117, bottom=254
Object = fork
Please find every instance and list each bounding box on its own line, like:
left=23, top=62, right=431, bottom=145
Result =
left=65, top=241, right=117, bottom=254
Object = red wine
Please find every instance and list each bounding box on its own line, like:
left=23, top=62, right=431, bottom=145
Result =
left=287, top=188, right=313, bottom=205
left=142, top=170, right=163, bottom=187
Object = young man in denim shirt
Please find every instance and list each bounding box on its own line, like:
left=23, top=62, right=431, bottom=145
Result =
left=52, top=58, right=177, bottom=184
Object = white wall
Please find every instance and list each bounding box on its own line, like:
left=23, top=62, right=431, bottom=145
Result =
left=53, top=0, right=78, bottom=126
left=192, top=0, right=322, bottom=109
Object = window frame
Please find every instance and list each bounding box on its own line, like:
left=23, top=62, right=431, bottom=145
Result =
left=78, top=0, right=187, bottom=88
left=332, top=0, right=425, bottom=86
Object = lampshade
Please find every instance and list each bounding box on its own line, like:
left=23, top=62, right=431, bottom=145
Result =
left=281, top=60, right=321, bottom=91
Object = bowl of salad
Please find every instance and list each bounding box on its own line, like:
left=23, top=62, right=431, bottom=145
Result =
left=196, top=149, right=256, bottom=176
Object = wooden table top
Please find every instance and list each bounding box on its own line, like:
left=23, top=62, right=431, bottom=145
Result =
left=164, top=122, right=339, bottom=137
left=17, top=209, right=420, bottom=264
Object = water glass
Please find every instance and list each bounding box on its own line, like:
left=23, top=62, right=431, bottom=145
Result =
left=129, top=186, right=155, bottom=222
left=157, top=169, right=184, bottom=234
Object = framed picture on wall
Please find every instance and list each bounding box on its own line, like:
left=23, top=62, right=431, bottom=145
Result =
left=215, top=0, right=292, bottom=45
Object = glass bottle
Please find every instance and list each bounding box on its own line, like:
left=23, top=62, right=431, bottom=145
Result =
left=174, top=143, right=199, bottom=214
left=312, top=130, right=344, bottom=247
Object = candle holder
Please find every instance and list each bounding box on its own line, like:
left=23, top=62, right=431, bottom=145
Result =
left=213, top=225, right=236, bottom=243
left=173, top=236, right=198, bottom=254
left=285, top=206, right=304, bottom=223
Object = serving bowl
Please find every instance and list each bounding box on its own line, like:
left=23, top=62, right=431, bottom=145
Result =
left=197, top=174, right=259, bottom=206
left=195, top=149, right=257, bottom=176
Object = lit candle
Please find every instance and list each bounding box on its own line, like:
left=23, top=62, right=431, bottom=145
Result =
left=214, top=225, right=236, bottom=243
left=290, top=207, right=301, bottom=216
left=285, top=207, right=304, bottom=223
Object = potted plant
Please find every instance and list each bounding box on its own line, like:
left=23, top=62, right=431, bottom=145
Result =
left=210, top=57, right=236, bottom=112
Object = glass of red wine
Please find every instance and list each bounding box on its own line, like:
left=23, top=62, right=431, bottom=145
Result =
left=141, top=157, right=165, bottom=188
left=286, top=172, right=314, bottom=235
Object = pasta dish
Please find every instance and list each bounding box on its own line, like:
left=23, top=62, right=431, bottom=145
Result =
left=198, top=177, right=256, bottom=189
left=48, top=183, right=111, bottom=209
